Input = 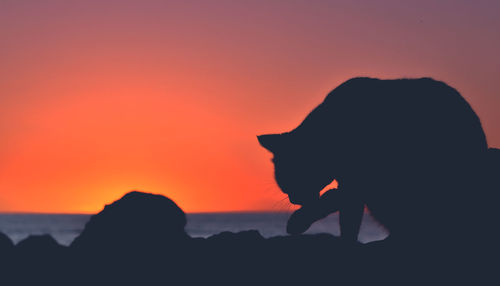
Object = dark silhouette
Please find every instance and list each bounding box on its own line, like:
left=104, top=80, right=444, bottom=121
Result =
left=71, top=191, right=188, bottom=252
left=69, top=191, right=191, bottom=284
left=258, top=77, right=498, bottom=280
left=0, top=189, right=498, bottom=284
left=0, top=232, right=14, bottom=250
left=259, top=78, right=486, bottom=239
left=16, top=234, right=65, bottom=254
left=0, top=192, right=360, bottom=284
left=0, top=232, right=14, bottom=270
left=64, top=192, right=359, bottom=284
left=1, top=77, right=498, bottom=283
left=10, top=235, right=69, bottom=285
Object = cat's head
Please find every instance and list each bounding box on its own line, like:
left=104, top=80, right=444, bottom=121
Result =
left=258, top=133, right=335, bottom=206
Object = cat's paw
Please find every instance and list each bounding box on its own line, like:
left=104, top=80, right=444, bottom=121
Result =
left=286, top=207, right=315, bottom=235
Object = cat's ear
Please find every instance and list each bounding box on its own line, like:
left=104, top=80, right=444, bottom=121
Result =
left=257, top=134, right=283, bottom=153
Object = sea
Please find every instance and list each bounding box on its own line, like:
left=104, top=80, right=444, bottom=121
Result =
left=0, top=212, right=388, bottom=246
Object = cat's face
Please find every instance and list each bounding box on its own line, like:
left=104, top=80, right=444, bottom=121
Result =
left=258, top=133, right=335, bottom=206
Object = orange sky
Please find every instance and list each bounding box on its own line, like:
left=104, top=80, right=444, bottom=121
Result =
left=0, top=0, right=499, bottom=213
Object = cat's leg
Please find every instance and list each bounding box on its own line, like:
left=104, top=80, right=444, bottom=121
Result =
left=286, top=189, right=344, bottom=235
left=339, top=194, right=364, bottom=242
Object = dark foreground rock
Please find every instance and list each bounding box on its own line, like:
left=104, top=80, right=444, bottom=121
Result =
left=0, top=232, right=14, bottom=251
left=0, top=232, right=14, bottom=268
left=16, top=234, right=65, bottom=254
left=71, top=191, right=188, bottom=253
left=1, top=191, right=497, bottom=285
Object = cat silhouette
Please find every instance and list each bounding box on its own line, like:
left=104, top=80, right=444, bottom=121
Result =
left=258, top=77, right=493, bottom=248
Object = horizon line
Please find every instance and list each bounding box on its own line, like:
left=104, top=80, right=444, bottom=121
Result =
left=0, top=210, right=295, bottom=216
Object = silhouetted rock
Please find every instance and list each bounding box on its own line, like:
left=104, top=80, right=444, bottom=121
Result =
left=0, top=232, right=14, bottom=267
left=8, top=235, right=68, bottom=284
left=207, top=230, right=264, bottom=244
left=71, top=191, right=188, bottom=253
left=0, top=232, right=14, bottom=250
left=16, top=234, right=65, bottom=254
left=204, top=230, right=265, bottom=262
left=4, top=188, right=497, bottom=284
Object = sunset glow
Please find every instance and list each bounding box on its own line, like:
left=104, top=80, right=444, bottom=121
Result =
left=1, top=0, right=499, bottom=213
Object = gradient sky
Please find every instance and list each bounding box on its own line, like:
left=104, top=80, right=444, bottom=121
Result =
left=1, top=0, right=499, bottom=213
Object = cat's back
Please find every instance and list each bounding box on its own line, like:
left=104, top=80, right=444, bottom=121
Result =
left=323, top=77, right=478, bottom=121
left=314, top=77, right=487, bottom=155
